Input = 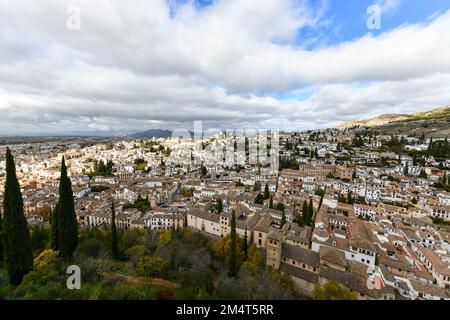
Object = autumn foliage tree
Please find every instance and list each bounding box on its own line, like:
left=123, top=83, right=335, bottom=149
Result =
left=313, top=280, right=358, bottom=300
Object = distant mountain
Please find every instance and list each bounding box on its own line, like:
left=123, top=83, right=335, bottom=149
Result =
left=336, top=106, right=450, bottom=129
left=130, top=129, right=173, bottom=138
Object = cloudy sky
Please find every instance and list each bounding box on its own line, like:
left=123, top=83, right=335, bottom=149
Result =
left=1, top=0, right=450, bottom=135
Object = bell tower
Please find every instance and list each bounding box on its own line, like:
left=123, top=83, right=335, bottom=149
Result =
left=266, top=230, right=282, bottom=269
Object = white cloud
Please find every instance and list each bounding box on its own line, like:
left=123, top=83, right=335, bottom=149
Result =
left=0, top=0, right=449, bottom=134
left=376, top=0, right=402, bottom=13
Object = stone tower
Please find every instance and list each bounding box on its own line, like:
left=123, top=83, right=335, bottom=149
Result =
left=266, top=230, right=282, bottom=269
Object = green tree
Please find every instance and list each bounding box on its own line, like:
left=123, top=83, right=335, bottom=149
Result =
left=313, top=280, right=358, bottom=300
left=280, top=211, right=286, bottom=228
left=403, top=163, right=409, bottom=176
left=33, top=249, right=59, bottom=270
left=308, top=198, right=314, bottom=224
left=215, top=197, right=223, bottom=214
left=136, top=256, right=166, bottom=278
left=242, top=228, right=248, bottom=261
left=30, top=225, right=50, bottom=254
left=264, top=184, right=270, bottom=200
left=318, top=191, right=325, bottom=210
left=50, top=202, right=60, bottom=251
left=275, top=202, right=285, bottom=212
left=302, top=200, right=309, bottom=226
left=0, top=209, right=3, bottom=263
left=57, top=156, right=78, bottom=259
left=228, top=210, right=238, bottom=278
left=419, top=169, right=428, bottom=179
left=347, top=191, right=353, bottom=205
left=2, top=148, right=33, bottom=285
left=201, top=164, right=207, bottom=177
left=255, top=193, right=264, bottom=205
left=111, top=201, right=119, bottom=260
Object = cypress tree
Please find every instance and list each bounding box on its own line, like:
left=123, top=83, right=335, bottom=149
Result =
left=228, top=210, right=238, bottom=278
left=50, top=202, right=60, bottom=250
left=419, top=169, right=427, bottom=179
left=308, top=198, right=314, bottom=225
left=264, top=184, right=270, bottom=200
left=269, top=196, right=273, bottom=209
left=347, top=191, right=353, bottom=205
left=242, top=227, right=248, bottom=261
left=281, top=211, right=286, bottom=227
left=302, top=200, right=309, bottom=226
left=57, top=156, right=78, bottom=260
left=0, top=209, right=3, bottom=263
left=403, top=163, right=409, bottom=176
left=216, top=197, right=223, bottom=214
left=2, top=148, right=33, bottom=285
left=111, top=200, right=119, bottom=260
left=319, top=193, right=324, bottom=210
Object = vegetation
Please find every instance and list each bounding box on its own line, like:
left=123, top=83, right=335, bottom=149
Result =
left=427, top=137, right=449, bottom=160
left=0, top=225, right=295, bottom=300
left=434, top=177, right=450, bottom=192
left=201, top=164, right=208, bottom=177
left=313, top=280, right=358, bottom=300
left=419, top=169, right=428, bottom=179
left=123, top=195, right=150, bottom=212
left=50, top=203, right=60, bottom=251
left=431, top=217, right=450, bottom=226
left=90, top=159, right=114, bottom=177
left=134, top=158, right=148, bottom=172
left=228, top=210, right=238, bottom=278
left=0, top=210, right=3, bottom=263
left=254, top=193, right=265, bottom=205
left=279, top=157, right=299, bottom=170
left=280, top=211, right=286, bottom=227
left=264, top=184, right=270, bottom=200
left=215, top=198, right=223, bottom=214
left=297, top=200, right=313, bottom=227
left=53, top=157, right=79, bottom=260
left=111, top=202, right=119, bottom=261
left=90, top=185, right=110, bottom=193
left=2, top=148, right=33, bottom=285
left=275, top=202, right=285, bottom=212
left=394, top=106, right=450, bottom=123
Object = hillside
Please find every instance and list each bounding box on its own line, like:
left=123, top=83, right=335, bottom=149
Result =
left=335, top=114, right=410, bottom=129
left=336, top=106, right=450, bottom=136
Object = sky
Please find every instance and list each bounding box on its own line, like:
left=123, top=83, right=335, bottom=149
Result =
left=1, top=0, right=450, bottom=135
